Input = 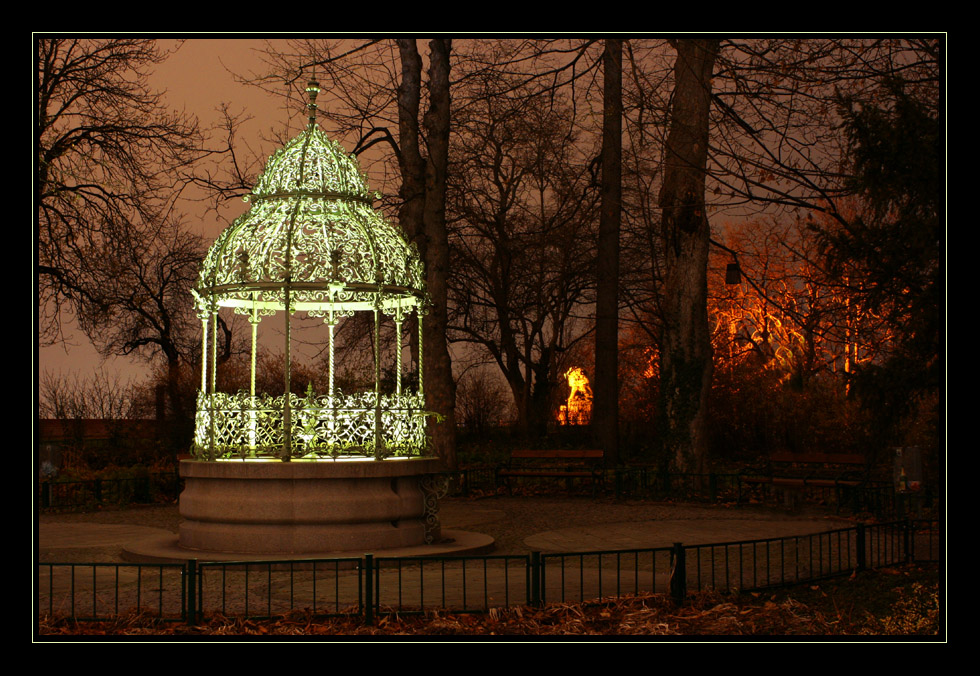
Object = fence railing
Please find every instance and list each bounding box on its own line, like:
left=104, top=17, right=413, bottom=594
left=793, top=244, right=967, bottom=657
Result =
left=38, top=472, right=180, bottom=510
left=454, top=466, right=935, bottom=519
left=38, top=519, right=939, bottom=626
left=195, top=558, right=364, bottom=621
left=38, top=465, right=935, bottom=522
left=369, top=554, right=532, bottom=619
left=36, top=562, right=187, bottom=622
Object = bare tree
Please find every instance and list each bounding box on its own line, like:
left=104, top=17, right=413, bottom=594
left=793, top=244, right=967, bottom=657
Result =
left=72, top=214, right=223, bottom=421
left=37, top=38, right=207, bottom=343
left=455, top=367, right=510, bottom=436
left=446, top=70, right=599, bottom=436
left=39, top=369, right=137, bottom=420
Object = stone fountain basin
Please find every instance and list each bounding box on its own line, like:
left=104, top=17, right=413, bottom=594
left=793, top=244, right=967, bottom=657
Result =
left=178, top=457, right=444, bottom=554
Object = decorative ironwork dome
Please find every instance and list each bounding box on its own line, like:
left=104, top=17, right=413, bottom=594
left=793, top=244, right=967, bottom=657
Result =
left=192, top=81, right=431, bottom=462
left=196, top=125, right=425, bottom=300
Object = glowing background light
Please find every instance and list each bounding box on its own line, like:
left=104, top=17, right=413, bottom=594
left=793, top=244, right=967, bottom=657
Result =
left=558, top=367, right=593, bottom=426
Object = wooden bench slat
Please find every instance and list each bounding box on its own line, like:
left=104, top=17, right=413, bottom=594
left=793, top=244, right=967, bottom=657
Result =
left=769, top=452, right=865, bottom=465
left=499, top=471, right=595, bottom=478
left=510, top=449, right=604, bottom=459
left=739, top=452, right=871, bottom=510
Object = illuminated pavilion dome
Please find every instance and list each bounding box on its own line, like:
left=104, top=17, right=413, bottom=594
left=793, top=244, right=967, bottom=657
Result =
left=197, top=123, right=425, bottom=299
left=192, top=81, right=430, bottom=462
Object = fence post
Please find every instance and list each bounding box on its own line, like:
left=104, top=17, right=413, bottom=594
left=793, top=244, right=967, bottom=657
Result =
left=93, top=478, right=102, bottom=504
left=530, top=551, right=542, bottom=607
left=669, top=542, right=686, bottom=605
left=363, top=554, right=374, bottom=625
left=186, top=559, right=197, bottom=626
left=856, top=524, right=867, bottom=572
left=904, top=519, right=912, bottom=563
left=41, top=482, right=50, bottom=509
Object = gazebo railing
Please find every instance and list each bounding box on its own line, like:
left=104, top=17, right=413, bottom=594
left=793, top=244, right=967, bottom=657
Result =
left=193, top=390, right=430, bottom=460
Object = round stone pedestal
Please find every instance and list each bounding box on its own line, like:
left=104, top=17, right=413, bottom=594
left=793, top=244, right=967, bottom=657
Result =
left=178, top=457, right=444, bottom=554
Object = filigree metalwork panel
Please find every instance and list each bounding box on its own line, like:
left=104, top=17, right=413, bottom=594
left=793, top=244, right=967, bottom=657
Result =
left=193, top=390, right=431, bottom=460
left=420, top=474, right=451, bottom=544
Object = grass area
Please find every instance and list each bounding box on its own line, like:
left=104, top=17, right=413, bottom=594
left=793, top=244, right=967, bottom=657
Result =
left=38, top=563, right=940, bottom=638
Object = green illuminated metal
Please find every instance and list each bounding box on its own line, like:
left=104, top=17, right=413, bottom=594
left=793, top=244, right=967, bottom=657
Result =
left=192, top=81, right=430, bottom=461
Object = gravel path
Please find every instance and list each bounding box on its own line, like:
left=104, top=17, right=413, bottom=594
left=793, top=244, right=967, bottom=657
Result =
left=37, top=496, right=853, bottom=562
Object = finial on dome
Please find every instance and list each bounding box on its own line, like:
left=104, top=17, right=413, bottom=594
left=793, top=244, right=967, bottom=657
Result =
left=306, top=79, right=320, bottom=127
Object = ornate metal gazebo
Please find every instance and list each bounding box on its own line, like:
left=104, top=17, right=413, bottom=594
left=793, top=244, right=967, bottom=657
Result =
left=192, top=81, right=431, bottom=462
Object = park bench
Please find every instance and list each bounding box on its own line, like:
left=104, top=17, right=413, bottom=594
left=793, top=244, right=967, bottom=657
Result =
left=496, top=449, right=605, bottom=495
left=739, top=452, right=869, bottom=509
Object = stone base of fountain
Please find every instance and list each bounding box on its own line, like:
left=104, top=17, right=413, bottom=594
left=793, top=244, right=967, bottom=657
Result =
left=177, top=457, right=445, bottom=554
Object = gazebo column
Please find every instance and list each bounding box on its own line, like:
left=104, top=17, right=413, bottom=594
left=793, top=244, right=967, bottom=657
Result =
left=326, top=308, right=338, bottom=451
left=210, top=310, right=218, bottom=395
left=417, top=307, right=425, bottom=397
left=249, top=301, right=260, bottom=451
left=208, top=307, right=218, bottom=461
left=282, top=292, right=292, bottom=462
left=200, top=316, right=209, bottom=393
left=373, top=299, right=383, bottom=459
left=394, top=307, right=404, bottom=397
left=199, top=313, right=212, bottom=461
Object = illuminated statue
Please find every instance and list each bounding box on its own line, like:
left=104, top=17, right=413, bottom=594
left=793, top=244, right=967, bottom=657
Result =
left=559, top=367, right=593, bottom=425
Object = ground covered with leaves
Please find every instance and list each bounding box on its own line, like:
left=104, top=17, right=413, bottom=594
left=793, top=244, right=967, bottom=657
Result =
left=38, top=564, right=940, bottom=639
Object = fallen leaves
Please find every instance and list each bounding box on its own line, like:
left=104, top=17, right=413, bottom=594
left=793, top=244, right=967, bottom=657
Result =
left=36, top=566, right=941, bottom=639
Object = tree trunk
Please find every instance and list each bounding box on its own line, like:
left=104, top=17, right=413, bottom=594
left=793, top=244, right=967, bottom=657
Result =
left=594, top=38, right=622, bottom=465
left=422, top=39, right=457, bottom=469
left=506, top=374, right=531, bottom=437
left=657, top=39, right=719, bottom=474
left=396, top=38, right=457, bottom=470
left=396, top=40, right=426, bottom=390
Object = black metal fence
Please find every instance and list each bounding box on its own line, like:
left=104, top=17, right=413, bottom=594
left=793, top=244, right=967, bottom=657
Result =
left=37, top=519, right=940, bottom=626
left=453, top=466, right=935, bottom=520
left=38, top=472, right=181, bottom=510
left=38, top=466, right=934, bottom=522
left=36, top=562, right=187, bottom=621
left=195, top=558, right=364, bottom=621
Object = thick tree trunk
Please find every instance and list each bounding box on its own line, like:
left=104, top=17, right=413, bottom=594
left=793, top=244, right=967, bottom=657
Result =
left=529, top=348, right=556, bottom=438
left=396, top=40, right=426, bottom=388
left=396, top=41, right=426, bottom=241
left=657, top=39, right=719, bottom=474
left=422, top=39, right=457, bottom=469
left=594, top=38, right=622, bottom=465
left=506, top=375, right=531, bottom=436
left=396, top=38, right=457, bottom=470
